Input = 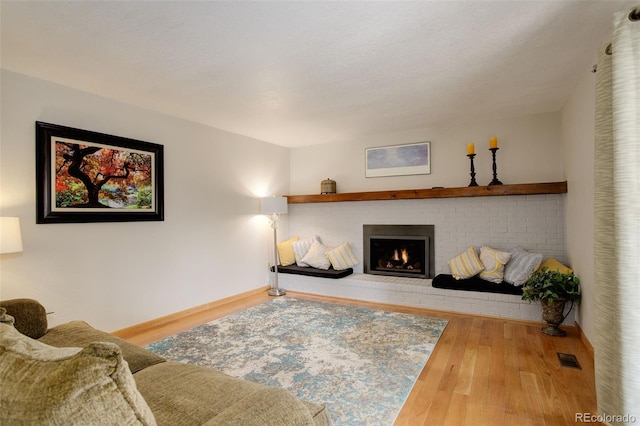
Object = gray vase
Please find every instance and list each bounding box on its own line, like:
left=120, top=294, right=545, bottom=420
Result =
left=541, top=298, right=567, bottom=336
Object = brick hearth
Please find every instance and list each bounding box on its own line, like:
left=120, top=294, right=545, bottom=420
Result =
left=278, top=273, right=573, bottom=324
left=282, top=193, right=568, bottom=323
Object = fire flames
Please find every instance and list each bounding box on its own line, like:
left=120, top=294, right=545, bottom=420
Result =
left=391, top=248, right=409, bottom=263
left=388, top=248, right=412, bottom=269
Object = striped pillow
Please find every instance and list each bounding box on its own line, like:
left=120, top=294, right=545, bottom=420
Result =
left=300, top=240, right=332, bottom=270
left=327, top=241, right=359, bottom=271
left=503, top=247, right=543, bottom=286
left=448, top=246, right=484, bottom=279
left=479, top=245, right=512, bottom=283
left=292, top=236, right=319, bottom=267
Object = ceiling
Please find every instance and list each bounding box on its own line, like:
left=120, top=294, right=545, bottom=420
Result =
left=0, top=1, right=634, bottom=148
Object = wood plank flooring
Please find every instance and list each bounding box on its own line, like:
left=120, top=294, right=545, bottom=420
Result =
left=118, top=290, right=600, bottom=426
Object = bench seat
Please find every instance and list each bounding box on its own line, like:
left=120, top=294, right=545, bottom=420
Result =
left=271, top=265, right=353, bottom=279
left=432, top=274, right=523, bottom=295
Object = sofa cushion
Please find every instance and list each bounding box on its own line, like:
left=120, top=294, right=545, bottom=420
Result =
left=38, top=320, right=165, bottom=374
left=0, top=298, right=48, bottom=339
left=135, top=361, right=327, bottom=426
left=0, top=308, right=14, bottom=326
left=0, top=323, right=156, bottom=425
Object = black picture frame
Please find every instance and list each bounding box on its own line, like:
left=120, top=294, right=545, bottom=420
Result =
left=36, top=121, right=164, bottom=224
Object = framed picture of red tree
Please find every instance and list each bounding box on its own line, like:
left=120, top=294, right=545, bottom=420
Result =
left=36, top=122, right=164, bottom=223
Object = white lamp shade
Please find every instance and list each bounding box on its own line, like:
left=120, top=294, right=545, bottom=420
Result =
left=260, top=197, right=288, bottom=215
left=0, top=217, right=23, bottom=254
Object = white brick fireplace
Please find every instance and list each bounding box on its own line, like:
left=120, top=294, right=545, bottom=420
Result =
left=279, top=193, right=571, bottom=323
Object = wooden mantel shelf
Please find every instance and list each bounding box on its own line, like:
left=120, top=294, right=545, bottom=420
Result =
left=285, top=181, right=567, bottom=204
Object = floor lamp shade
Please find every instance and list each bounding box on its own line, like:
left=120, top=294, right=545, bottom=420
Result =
left=260, top=197, right=288, bottom=215
left=0, top=217, right=23, bottom=254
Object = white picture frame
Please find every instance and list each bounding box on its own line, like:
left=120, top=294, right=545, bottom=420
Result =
left=365, top=141, right=431, bottom=177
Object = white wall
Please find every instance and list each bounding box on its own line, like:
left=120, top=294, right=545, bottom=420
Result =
left=561, top=67, right=597, bottom=342
left=285, top=111, right=569, bottom=323
left=0, top=69, right=593, bottom=337
left=0, top=70, right=289, bottom=331
left=289, top=112, right=564, bottom=195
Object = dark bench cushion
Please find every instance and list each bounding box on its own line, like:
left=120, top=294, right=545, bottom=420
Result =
left=271, top=265, right=353, bottom=279
left=432, top=274, right=523, bottom=295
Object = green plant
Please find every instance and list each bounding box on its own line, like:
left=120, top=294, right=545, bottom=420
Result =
left=521, top=267, right=581, bottom=304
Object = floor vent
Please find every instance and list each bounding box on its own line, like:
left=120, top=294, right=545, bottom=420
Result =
left=557, top=352, right=581, bottom=369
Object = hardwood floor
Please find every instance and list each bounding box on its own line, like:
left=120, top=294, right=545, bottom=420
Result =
left=117, top=290, right=600, bottom=426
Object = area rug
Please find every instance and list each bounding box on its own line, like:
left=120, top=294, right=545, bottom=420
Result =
left=145, top=297, right=448, bottom=425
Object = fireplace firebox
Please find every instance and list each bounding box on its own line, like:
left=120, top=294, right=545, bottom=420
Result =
left=363, top=225, right=434, bottom=279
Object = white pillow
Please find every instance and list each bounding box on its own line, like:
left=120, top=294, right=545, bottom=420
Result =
left=327, top=241, right=359, bottom=270
left=300, top=240, right=332, bottom=270
left=479, top=245, right=512, bottom=283
left=504, top=247, right=543, bottom=286
left=291, top=236, right=319, bottom=267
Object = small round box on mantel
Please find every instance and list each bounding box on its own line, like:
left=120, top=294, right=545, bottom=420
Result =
left=321, top=178, right=336, bottom=194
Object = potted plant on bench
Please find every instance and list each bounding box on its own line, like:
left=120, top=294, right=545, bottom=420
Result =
left=521, top=267, right=581, bottom=337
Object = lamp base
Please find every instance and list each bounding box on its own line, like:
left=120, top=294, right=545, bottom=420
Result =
left=268, top=287, right=287, bottom=297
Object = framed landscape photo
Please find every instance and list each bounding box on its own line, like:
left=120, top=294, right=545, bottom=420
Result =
left=365, top=141, right=431, bottom=178
left=36, top=122, right=164, bottom=224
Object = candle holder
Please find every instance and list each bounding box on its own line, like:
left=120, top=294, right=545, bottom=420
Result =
left=467, top=154, right=478, bottom=187
left=489, top=147, right=503, bottom=185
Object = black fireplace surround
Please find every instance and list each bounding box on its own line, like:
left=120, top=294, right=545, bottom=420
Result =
left=363, top=224, right=435, bottom=279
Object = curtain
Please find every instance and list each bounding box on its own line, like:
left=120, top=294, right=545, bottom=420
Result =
left=594, top=7, right=640, bottom=425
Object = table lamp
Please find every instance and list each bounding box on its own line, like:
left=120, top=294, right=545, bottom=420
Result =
left=0, top=217, right=23, bottom=254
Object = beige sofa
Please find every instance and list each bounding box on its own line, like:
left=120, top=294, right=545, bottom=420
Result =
left=0, top=298, right=329, bottom=425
